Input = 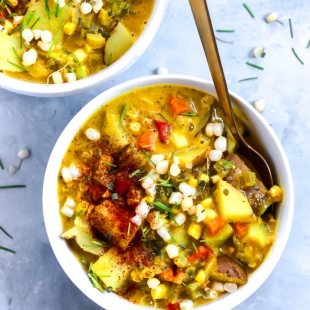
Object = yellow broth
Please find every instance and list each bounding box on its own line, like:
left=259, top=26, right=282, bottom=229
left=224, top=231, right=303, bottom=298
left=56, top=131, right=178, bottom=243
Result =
left=0, top=0, right=154, bottom=83
left=58, top=84, right=282, bottom=309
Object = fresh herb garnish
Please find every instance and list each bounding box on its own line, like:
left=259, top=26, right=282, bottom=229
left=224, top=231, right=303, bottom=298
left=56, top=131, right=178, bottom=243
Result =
left=26, top=12, right=35, bottom=25
left=78, top=17, right=82, bottom=27
left=0, top=184, right=26, bottom=189
left=175, top=178, right=189, bottom=182
left=129, top=169, right=143, bottom=178
left=141, top=225, right=150, bottom=238
left=243, top=3, right=255, bottom=18
left=192, top=242, right=198, bottom=253
left=0, top=226, right=13, bottom=239
left=47, top=20, right=65, bottom=58
left=307, top=39, right=310, bottom=48
left=152, top=201, right=173, bottom=214
left=141, top=150, right=156, bottom=167
left=238, top=77, right=258, bottom=82
left=216, top=29, right=235, bottom=33
left=169, top=231, right=176, bottom=243
left=7, top=61, right=29, bottom=72
left=107, top=182, right=114, bottom=191
left=245, top=61, right=264, bottom=70
left=0, top=245, right=15, bottom=254
left=120, top=103, right=128, bottom=124
left=289, top=18, right=293, bottom=38
left=44, top=0, right=51, bottom=20
left=181, top=112, right=199, bottom=117
left=88, top=273, right=105, bottom=292
left=291, top=48, right=304, bottom=65
left=170, top=152, right=175, bottom=160
left=139, top=171, right=156, bottom=181
left=158, top=113, right=168, bottom=122
left=0, top=158, right=4, bottom=170
left=31, top=17, right=40, bottom=29
left=102, top=161, right=116, bottom=167
left=55, top=1, right=61, bottom=18
left=111, top=193, right=118, bottom=201
left=253, top=183, right=260, bottom=190
left=12, top=47, right=22, bottom=62
left=73, top=209, right=83, bottom=220
left=107, top=53, right=112, bottom=66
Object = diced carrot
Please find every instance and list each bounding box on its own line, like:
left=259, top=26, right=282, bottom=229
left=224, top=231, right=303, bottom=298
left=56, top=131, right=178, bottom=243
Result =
left=206, top=217, right=225, bottom=236
left=155, top=120, right=171, bottom=143
left=187, top=245, right=213, bottom=263
left=137, top=130, right=156, bottom=150
left=158, top=268, right=185, bottom=285
left=232, top=222, right=248, bottom=238
left=168, top=95, right=190, bottom=115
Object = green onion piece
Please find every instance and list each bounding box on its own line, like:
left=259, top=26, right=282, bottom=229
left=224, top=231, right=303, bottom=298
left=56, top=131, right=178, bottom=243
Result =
left=0, top=159, right=4, bottom=170
left=102, top=161, right=116, bottom=167
left=7, top=61, right=29, bottom=72
left=216, top=29, right=235, bottom=33
left=175, top=178, right=189, bottom=182
left=253, top=183, right=260, bottom=190
left=73, top=209, right=83, bottom=220
left=170, top=152, right=175, bottom=160
left=245, top=61, right=264, bottom=70
left=127, top=222, right=131, bottom=236
left=236, top=171, right=256, bottom=189
left=158, top=113, right=168, bottom=122
left=243, top=3, right=255, bottom=18
left=7, top=13, right=17, bottom=18
left=291, top=48, right=304, bottom=65
left=192, top=242, right=198, bottom=253
left=55, top=1, right=60, bottom=18
left=26, top=12, right=35, bottom=25
left=88, top=273, right=104, bottom=292
left=120, top=103, right=128, bottom=124
left=31, top=17, right=40, bottom=29
left=0, top=245, right=16, bottom=254
left=0, top=227, right=13, bottom=239
left=129, top=169, right=142, bottom=178
left=238, top=77, right=258, bottom=82
left=44, top=0, right=51, bottom=20
left=47, top=20, right=65, bottom=58
left=169, top=231, right=176, bottom=243
left=139, top=171, right=156, bottom=181
left=181, top=112, right=199, bottom=116
left=141, top=150, right=156, bottom=167
left=78, top=17, right=82, bottom=27
left=107, top=182, right=114, bottom=191
left=0, top=184, right=26, bottom=189
left=111, top=193, right=118, bottom=201
left=152, top=201, right=173, bottom=214
left=12, top=47, right=22, bottom=62
left=289, top=18, right=293, bottom=38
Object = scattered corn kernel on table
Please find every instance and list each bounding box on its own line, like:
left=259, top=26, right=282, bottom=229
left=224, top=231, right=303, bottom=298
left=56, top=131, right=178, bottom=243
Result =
left=0, top=0, right=309, bottom=309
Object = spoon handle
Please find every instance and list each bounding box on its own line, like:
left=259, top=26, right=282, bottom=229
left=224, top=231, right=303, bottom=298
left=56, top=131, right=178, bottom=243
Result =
left=189, top=0, right=239, bottom=140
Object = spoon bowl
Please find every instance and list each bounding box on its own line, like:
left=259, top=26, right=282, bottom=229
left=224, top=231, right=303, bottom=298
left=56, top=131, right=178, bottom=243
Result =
left=189, top=0, right=273, bottom=189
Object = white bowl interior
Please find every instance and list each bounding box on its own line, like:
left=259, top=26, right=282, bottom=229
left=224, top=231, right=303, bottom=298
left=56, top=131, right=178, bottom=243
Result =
left=43, top=75, right=294, bottom=310
left=0, top=0, right=168, bottom=97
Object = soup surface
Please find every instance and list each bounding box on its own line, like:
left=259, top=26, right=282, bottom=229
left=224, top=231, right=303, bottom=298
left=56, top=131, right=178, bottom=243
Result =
left=58, top=84, right=283, bottom=309
left=0, top=0, right=153, bottom=83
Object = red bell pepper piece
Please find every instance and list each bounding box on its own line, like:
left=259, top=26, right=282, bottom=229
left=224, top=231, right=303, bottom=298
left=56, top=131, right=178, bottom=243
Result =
left=114, top=179, right=131, bottom=196
left=167, top=302, right=180, bottom=310
left=155, top=120, right=171, bottom=143
left=187, top=245, right=213, bottom=263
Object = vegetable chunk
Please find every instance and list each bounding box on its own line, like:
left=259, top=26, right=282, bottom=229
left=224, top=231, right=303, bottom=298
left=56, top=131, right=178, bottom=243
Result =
left=215, top=179, right=256, bottom=223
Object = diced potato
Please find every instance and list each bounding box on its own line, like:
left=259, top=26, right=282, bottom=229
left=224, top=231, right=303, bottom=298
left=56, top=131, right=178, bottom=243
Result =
left=91, top=247, right=132, bottom=292
left=200, top=197, right=214, bottom=209
left=188, top=223, right=202, bottom=240
left=99, top=9, right=110, bottom=26
left=151, top=284, right=168, bottom=299
left=0, top=33, right=24, bottom=72
left=104, top=22, right=134, bottom=64
left=243, top=222, right=272, bottom=247
left=64, top=22, right=77, bottom=36
left=215, top=179, right=256, bottom=223
left=61, top=226, right=105, bottom=256
left=86, top=33, right=106, bottom=49
left=171, top=132, right=188, bottom=149
left=173, top=226, right=191, bottom=247
left=175, top=146, right=208, bottom=166
left=73, top=49, right=87, bottom=63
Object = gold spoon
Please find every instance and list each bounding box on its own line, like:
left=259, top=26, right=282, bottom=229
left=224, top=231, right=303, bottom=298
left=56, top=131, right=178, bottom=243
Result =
left=189, top=0, right=273, bottom=188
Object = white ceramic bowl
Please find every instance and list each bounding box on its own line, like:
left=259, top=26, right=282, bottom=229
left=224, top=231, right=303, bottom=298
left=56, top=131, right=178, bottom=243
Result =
left=0, top=1, right=167, bottom=97
left=43, top=75, right=294, bottom=310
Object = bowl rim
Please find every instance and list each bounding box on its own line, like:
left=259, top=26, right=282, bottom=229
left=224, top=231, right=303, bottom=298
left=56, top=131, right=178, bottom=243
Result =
left=0, top=0, right=168, bottom=97
left=43, top=74, right=294, bottom=310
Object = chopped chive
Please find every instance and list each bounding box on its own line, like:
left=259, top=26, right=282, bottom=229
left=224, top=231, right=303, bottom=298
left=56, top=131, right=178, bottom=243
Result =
left=44, top=0, right=51, bottom=20
left=47, top=20, right=65, bottom=58
left=238, top=76, right=258, bottom=82
left=216, top=29, right=235, bottom=33
left=107, top=53, right=112, bottom=66
left=139, top=171, right=156, bottom=181
left=289, top=18, right=293, bottom=38
left=291, top=48, right=304, bottom=65
left=0, top=227, right=13, bottom=239
left=88, top=273, right=104, bottom=292
left=168, top=231, right=176, bottom=243
left=158, top=113, right=168, bottom=122
left=111, top=193, right=118, bottom=201
left=107, top=182, right=114, bottom=191
left=73, top=209, right=83, bottom=220
left=120, top=103, right=128, bottom=124
left=0, top=245, right=15, bottom=254
left=0, top=159, right=4, bottom=170
left=192, top=242, right=198, bottom=253
left=12, top=47, right=22, bottom=62
left=307, top=39, right=310, bottom=48
left=175, top=178, right=189, bottom=182
left=7, top=60, right=29, bottom=72
left=127, top=222, right=131, bottom=236
left=7, top=13, right=17, bottom=18
left=80, top=253, right=87, bottom=264
left=215, top=36, right=234, bottom=44
left=31, top=17, right=40, bottom=29
left=170, top=152, right=175, bottom=160
left=243, top=3, right=255, bottom=18
left=78, top=17, right=82, bottom=27
left=181, top=112, right=199, bottom=117
left=152, top=201, right=173, bottom=214
left=141, top=150, right=156, bottom=167
left=245, top=61, right=264, bottom=70
left=26, top=12, right=35, bottom=25
left=0, top=185, right=26, bottom=189
left=102, top=161, right=116, bottom=167
left=129, top=169, right=142, bottom=178
left=55, top=1, right=60, bottom=18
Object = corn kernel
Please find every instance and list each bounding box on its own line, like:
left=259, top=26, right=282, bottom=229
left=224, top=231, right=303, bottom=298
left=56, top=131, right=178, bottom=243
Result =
left=188, top=176, right=198, bottom=188
left=64, top=22, right=77, bottom=36
left=143, top=196, right=154, bottom=204
left=202, top=209, right=218, bottom=225
left=199, top=173, right=210, bottom=184
left=151, top=284, right=168, bottom=299
left=99, top=9, right=110, bottom=26
left=188, top=223, right=202, bottom=240
left=84, top=44, right=93, bottom=54
left=195, top=269, right=207, bottom=283
left=73, top=49, right=87, bottom=63
left=129, top=122, right=141, bottom=134
left=200, top=197, right=214, bottom=209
